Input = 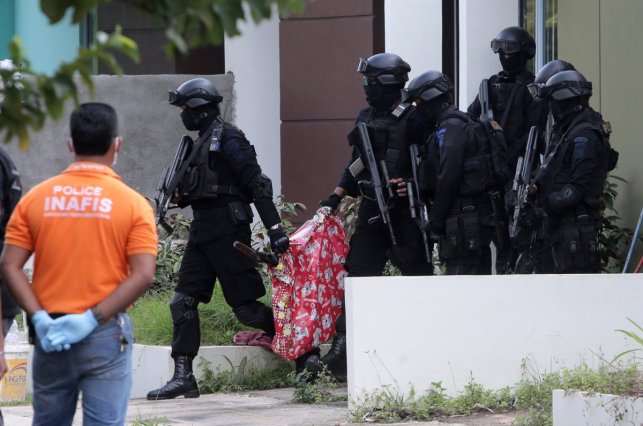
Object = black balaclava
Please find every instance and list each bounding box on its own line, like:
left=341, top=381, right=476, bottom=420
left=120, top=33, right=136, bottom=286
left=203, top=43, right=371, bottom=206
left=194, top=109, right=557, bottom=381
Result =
left=549, top=98, right=586, bottom=128
left=364, top=83, right=403, bottom=111
left=499, top=53, right=527, bottom=76
left=180, top=103, right=219, bottom=133
left=417, top=94, right=452, bottom=126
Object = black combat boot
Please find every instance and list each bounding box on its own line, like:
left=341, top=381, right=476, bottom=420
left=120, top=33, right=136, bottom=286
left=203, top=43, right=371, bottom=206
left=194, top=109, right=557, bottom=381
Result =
left=294, top=348, right=321, bottom=384
left=305, top=333, right=347, bottom=382
left=146, top=355, right=200, bottom=400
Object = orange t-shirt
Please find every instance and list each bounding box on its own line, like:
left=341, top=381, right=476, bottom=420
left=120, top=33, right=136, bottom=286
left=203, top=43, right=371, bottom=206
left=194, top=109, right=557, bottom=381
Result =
left=4, top=162, right=158, bottom=313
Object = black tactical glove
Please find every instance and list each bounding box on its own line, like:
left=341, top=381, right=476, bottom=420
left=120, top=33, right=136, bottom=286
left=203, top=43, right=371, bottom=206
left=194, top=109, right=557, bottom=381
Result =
left=522, top=205, right=544, bottom=231
left=268, top=225, right=290, bottom=255
left=319, top=193, right=343, bottom=212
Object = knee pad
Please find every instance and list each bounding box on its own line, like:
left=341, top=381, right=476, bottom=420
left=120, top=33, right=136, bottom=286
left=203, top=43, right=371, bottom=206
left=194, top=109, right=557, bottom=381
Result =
left=233, top=301, right=274, bottom=335
left=170, top=292, right=199, bottom=325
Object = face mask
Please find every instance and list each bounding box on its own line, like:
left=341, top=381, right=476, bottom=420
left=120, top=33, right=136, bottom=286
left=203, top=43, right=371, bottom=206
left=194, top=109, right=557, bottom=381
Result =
left=499, top=53, right=527, bottom=76
left=549, top=98, right=582, bottom=123
left=181, top=108, right=200, bottom=131
left=364, top=84, right=401, bottom=110
left=417, top=99, right=447, bottom=124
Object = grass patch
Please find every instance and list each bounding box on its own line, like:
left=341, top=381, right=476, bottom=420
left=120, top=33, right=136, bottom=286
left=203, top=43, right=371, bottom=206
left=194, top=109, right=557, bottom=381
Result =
left=292, top=370, right=347, bottom=404
left=197, top=356, right=295, bottom=393
left=130, top=283, right=272, bottom=346
left=130, top=417, right=170, bottom=426
left=349, top=361, right=641, bottom=425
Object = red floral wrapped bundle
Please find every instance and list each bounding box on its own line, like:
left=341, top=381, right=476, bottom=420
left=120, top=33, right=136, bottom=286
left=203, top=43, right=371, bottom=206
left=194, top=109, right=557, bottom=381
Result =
left=270, top=208, right=348, bottom=361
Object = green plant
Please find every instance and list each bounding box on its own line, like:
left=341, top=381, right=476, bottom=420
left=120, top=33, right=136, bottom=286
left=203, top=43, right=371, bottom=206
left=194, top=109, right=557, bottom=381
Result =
left=251, top=195, right=306, bottom=253
left=153, top=213, right=191, bottom=293
left=197, top=356, right=294, bottom=394
left=612, top=317, right=643, bottom=364
left=600, top=175, right=640, bottom=272
left=130, top=416, right=170, bottom=426
left=292, top=370, right=347, bottom=404
left=130, top=285, right=271, bottom=345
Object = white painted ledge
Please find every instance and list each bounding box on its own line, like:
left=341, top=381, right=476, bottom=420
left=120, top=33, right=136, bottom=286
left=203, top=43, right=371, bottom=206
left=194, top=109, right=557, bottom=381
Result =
left=131, top=344, right=284, bottom=399
left=552, top=389, right=643, bottom=425
left=346, top=274, right=643, bottom=404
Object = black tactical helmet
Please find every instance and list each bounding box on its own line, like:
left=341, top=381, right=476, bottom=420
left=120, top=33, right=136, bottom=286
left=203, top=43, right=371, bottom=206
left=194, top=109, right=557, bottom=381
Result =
left=541, top=70, right=592, bottom=101
left=528, top=59, right=576, bottom=97
left=168, top=78, right=223, bottom=108
left=357, top=53, right=411, bottom=86
left=402, top=70, right=453, bottom=104
left=490, top=26, right=536, bottom=59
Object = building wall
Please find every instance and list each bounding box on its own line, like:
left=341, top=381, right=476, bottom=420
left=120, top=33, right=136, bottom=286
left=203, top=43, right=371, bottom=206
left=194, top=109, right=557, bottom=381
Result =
left=384, top=0, right=443, bottom=80
left=279, top=1, right=384, bottom=212
left=13, top=0, right=78, bottom=74
left=347, top=274, right=642, bottom=400
left=224, top=5, right=282, bottom=195
left=3, top=75, right=234, bottom=204
left=458, top=0, right=519, bottom=108
left=558, top=0, right=642, bottom=264
left=0, top=0, right=15, bottom=59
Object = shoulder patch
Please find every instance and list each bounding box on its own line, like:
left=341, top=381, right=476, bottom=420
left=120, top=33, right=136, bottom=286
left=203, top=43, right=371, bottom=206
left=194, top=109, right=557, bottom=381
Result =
left=391, top=102, right=412, bottom=119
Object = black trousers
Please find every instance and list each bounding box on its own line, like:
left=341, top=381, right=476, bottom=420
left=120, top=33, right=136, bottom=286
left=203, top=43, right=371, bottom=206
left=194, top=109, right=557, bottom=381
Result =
left=344, top=200, right=434, bottom=277
left=171, top=206, right=273, bottom=357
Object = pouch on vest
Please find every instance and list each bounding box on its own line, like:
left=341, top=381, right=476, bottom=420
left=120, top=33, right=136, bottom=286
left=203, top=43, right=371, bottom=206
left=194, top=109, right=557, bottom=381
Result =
left=460, top=157, right=489, bottom=195
left=228, top=201, right=254, bottom=225
left=439, top=216, right=461, bottom=261
left=462, top=212, right=481, bottom=254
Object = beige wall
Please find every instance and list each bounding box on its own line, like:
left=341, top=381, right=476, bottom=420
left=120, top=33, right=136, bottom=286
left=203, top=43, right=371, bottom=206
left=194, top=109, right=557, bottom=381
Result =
left=558, top=0, right=643, bottom=237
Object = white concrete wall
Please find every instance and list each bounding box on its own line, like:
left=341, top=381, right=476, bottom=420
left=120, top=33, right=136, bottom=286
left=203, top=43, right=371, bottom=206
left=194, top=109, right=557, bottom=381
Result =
left=458, top=0, right=519, bottom=108
left=346, top=274, right=643, bottom=403
left=385, top=0, right=443, bottom=81
left=224, top=5, right=282, bottom=194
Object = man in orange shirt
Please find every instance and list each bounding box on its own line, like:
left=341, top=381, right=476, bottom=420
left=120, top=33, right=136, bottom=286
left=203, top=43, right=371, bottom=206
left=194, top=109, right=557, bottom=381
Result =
left=0, top=103, right=157, bottom=425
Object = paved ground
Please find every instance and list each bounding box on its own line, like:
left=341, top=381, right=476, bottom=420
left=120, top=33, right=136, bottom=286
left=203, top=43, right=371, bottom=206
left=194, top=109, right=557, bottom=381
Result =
left=2, top=387, right=520, bottom=425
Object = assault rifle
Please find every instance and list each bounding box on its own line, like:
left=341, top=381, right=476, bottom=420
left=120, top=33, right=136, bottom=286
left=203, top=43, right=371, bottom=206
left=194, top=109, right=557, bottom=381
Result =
left=154, top=102, right=230, bottom=234
left=408, top=144, right=431, bottom=262
left=154, top=135, right=193, bottom=234
left=509, top=126, right=539, bottom=242
left=356, top=122, right=396, bottom=245
left=233, top=241, right=279, bottom=267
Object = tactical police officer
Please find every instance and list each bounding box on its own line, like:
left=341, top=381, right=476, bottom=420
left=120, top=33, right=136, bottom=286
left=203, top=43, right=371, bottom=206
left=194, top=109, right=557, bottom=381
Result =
left=468, top=26, right=547, bottom=274
left=510, top=59, right=578, bottom=273
left=405, top=70, right=495, bottom=275
left=305, top=53, right=434, bottom=382
left=529, top=70, right=617, bottom=273
left=147, top=78, right=290, bottom=399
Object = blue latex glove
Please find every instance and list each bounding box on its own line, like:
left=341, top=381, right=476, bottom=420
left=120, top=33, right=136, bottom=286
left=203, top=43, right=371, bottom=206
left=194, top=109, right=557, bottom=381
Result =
left=46, top=309, right=99, bottom=348
left=31, top=310, right=64, bottom=353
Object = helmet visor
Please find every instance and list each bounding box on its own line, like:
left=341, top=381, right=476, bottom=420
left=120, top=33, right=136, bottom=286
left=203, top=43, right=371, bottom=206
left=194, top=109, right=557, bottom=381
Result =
left=491, top=39, right=521, bottom=54
left=527, top=82, right=544, bottom=98
left=168, top=90, right=185, bottom=106
left=541, top=80, right=592, bottom=100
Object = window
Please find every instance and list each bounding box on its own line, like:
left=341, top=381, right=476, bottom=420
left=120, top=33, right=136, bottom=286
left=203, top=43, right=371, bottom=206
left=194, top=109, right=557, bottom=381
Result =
left=521, top=0, right=558, bottom=72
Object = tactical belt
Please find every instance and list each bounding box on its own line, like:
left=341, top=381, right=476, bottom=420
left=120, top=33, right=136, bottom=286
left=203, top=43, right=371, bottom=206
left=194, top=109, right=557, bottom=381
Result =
left=193, top=206, right=231, bottom=220
left=204, top=184, right=240, bottom=196
left=450, top=194, right=490, bottom=215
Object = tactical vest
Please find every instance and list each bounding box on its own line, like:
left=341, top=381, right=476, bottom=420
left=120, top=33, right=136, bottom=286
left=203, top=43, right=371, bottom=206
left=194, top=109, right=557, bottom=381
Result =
left=538, top=109, right=613, bottom=216
left=489, top=71, right=533, bottom=146
left=354, top=103, right=414, bottom=180
left=178, top=121, right=243, bottom=204
left=440, top=110, right=500, bottom=196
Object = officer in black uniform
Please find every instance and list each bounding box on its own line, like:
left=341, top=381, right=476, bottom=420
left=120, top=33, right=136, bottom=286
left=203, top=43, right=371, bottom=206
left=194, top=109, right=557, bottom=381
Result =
left=510, top=59, right=578, bottom=273
left=147, top=78, right=290, bottom=399
left=305, top=53, right=434, bottom=382
left=468, top=26, right=547, bottom=274
left=530, top=70, right=616, bottom=273
left=405, top=70, right=495, bottom=275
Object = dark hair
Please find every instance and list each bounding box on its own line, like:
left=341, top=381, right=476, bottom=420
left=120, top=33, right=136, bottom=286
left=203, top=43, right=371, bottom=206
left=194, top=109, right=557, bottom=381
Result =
left=70, top=103, right=118, bottom=155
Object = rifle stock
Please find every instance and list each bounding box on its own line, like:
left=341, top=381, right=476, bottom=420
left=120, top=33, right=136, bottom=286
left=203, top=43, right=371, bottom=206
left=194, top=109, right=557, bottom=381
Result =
left=357, top=122, right=396, bottom=245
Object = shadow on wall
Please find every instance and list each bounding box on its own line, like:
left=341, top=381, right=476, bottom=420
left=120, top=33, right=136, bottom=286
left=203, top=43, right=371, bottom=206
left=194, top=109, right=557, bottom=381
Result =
left=3, top=73, right=235, bottom=201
